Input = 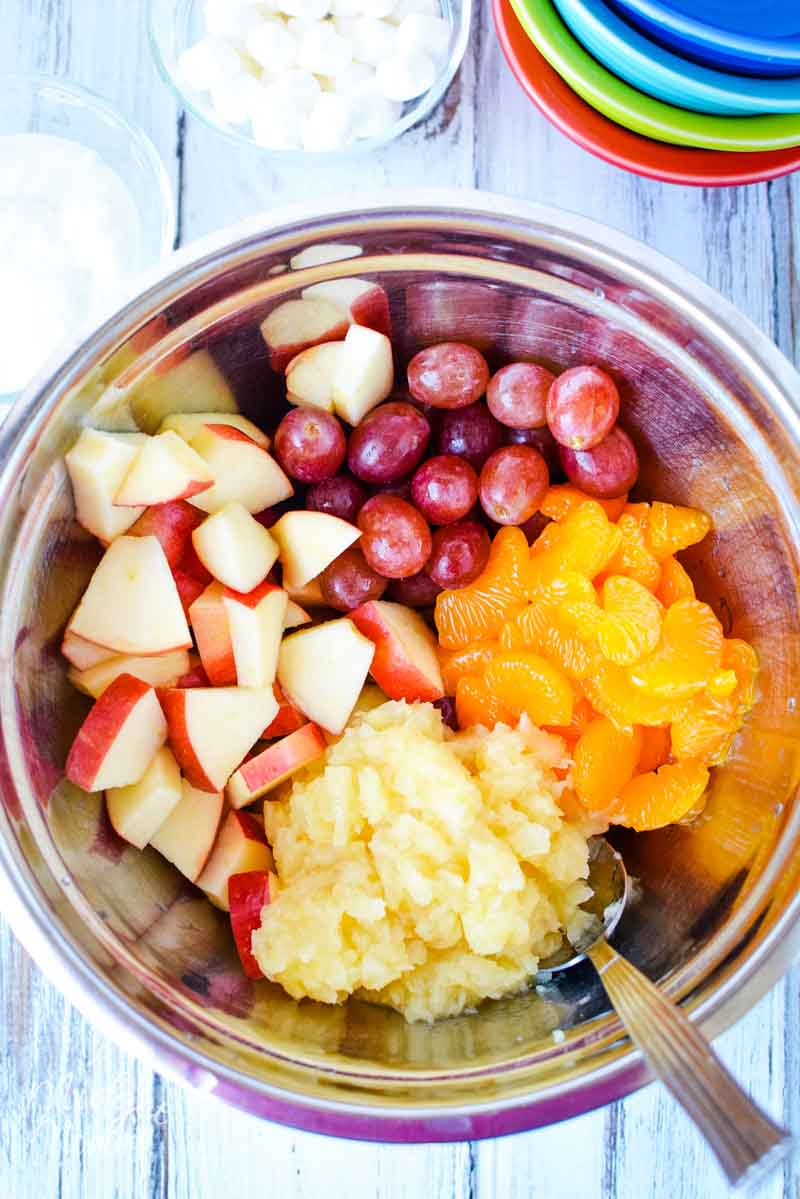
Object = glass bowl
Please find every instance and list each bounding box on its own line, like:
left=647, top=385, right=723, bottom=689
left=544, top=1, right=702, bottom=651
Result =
left=147, top=0, right=471, bottom=158
left=0, top=74, right=176, bottom=411
left=0, top=193, right=798, bottom=1141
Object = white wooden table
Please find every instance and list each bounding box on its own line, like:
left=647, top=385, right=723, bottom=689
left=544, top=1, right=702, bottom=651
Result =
left=1, top=3, right=798, bottom=1196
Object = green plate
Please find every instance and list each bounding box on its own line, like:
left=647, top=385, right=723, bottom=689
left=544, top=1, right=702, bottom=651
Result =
left=509, top=0, right=800, bottom=151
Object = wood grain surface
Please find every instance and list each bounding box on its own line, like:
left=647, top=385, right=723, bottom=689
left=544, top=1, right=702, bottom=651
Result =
left=0, top=2, right=798, bottom=1196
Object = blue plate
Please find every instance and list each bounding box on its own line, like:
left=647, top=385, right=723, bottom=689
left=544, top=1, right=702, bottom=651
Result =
left=610, top=0, right=800, bottom=76
left=650, top=0, right=799, bottom=39
left=555, top=0, right=800, bottom=114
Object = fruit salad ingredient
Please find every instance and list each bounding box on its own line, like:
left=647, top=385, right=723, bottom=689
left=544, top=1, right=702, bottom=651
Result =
left=387, top=570, right=442, bottom=608
left=252, top=701, right=594, bottom=1021
left=546, top=366, right=619, bottom=450
left=560, top=426, right=639, bottom=498
left=487, top=362, right=553, bottom=429
left=479, top=445, right=549, bottom=525
left=435, top=525, right=529, bottom=648
left=427, top=520, right=490, bottom=589
left=410, top=454, right=478, bottom=524
left=347, top=400, right=430, bottom=483
left=436, top=401, right=503, bottom=469
left=407, top=342, right=490, bottom=409
left=305, top=473, right=368, bottom=523
left=320, top=545, right=389, bottom=611
left=274, top=406, right=346, bottom=483
left=357, top=494, right=432, bottom=578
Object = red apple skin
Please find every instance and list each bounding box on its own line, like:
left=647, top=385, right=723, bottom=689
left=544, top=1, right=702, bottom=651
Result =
left=179, top=542, right=214, bottom=585
left=228, top=871, right=272, bottom=979
left=128, top=502, right=204, bottom=566
left=352, top=287, right=392, bottom=338
left=265, top=324, right=349, bottom=374
left=230, top=723, right=326, bottom=807
left=222, top=579, right=283, bottom=609
left=160, top=689, right=216, bottom=792
left=188, top=583, right=237, bottom=686
left=66, top=673, right=154, bottom=791
left=176, top=662, right=211, bottom=688
left=263, top=683, right=305, bottom=738
left=173, top=568, right=206, bottom=617
left=350, top=601, right=444, bottom=703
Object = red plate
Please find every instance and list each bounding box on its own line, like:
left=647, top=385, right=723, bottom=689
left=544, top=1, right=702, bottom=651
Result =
left=493, top=0, right=800, bottom=186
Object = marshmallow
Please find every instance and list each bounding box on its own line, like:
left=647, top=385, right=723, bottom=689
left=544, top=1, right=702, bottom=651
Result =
left=209, top=73, right=267, bottom=124
left=396, top=13, right=450, bottom=60
left=246, top=20, right=299, bottom=70
left=250, top=101, right=304, bottom=149
left=281, top=0, right=330, bottom=17
left=264, top=68, right=322, bottom=110
left=375, top=49, right=436, bottom=100
left=333, top=60, right=377, bottom=95
left=203, top=0, right=264, bottom=40
left=389, top=0, right=440, bottom=21
left=329, top=0, right=362, bottom=12
left=302, top=92, right=355, bottom=149
left=351, top=94, right=402, bottom=137
left=296, top=22, right=353, bottom=74
left=352, top=16, right=397, bottom=64
left=178, top=37, right=243, bottom=90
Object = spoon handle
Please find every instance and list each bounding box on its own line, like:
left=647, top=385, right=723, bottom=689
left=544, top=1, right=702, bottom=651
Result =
left=588, top=939, right=792, bottom=1190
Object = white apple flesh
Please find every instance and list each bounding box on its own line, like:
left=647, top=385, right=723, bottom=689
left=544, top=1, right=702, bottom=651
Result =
left=106, top=745, right=182, bottom=850
left=301, top=278, right=391, bottom=337
left=114, top=430, right=214, bottom=506
left=223, top=582, right=288, bottom=689
left=284, top=341, right=344, bottom=412
left=196, top=810, right=275, bottom=910
left=161, top=686, right=278, bottom=792
left=350, top=600, right=444, bottom=702
left=66, top=673, right=167, bottom=792
left=192, top=501, right=279, bottom=593
left=65, top=429, right=148, bottom=542
left=227, top=722, right=326, bottom=808
left=277, top=618, right=374, bottom=734
left=260, top=297, right=349, bottom=373
left=270, top=510, right=361, bottom=591
left=331, top=325, right=394, bottom=425
left=188, top=424, right=293, bottom=514
left=68, top=648, right=190, bottom=699
left=159, top=411, right=270, bottom=448
left=150, top=778, right=225, bottom=881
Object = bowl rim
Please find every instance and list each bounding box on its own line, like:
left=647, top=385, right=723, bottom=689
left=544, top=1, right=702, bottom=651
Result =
left=509, top=0, right=800, bottom=150
left=492, top=0, right=800, bottom=185
left=145, top=0, right=472, bottom=160
left=0, top=71, right=176, bottom=262
left=611, top=0, right=800, bottom=64
left=0, top=190, right=799, bottom=1140
left=554, top=0, right=800, bottom=116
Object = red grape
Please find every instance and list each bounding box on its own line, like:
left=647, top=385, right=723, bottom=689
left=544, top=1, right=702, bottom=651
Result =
left=433, top=695, right=458, bottom=730
left=319, top=546, right=388, bottom=611
left=427, top=520, right=490, bottom=589
left=371, top=476, right=413, bottom=502
left=305, top=474, right=368, bottom=523
left=388, top=571, right=442, bottom=607
left=546, top=365, right=620, bottom=450
left=560, top=426, right=639, bottom=498
left=410, top=455, right=478, bottom=525
left=479, top=445, right=550, bottom=526
left=505, top=424, right=563, bottom=478
left=347, top=401, right=430, bottom=483
left=274, top=407, right=346, bottom=483
left=357, top=495, right=432, bottom=579
left=407, top=342, right=490, bottom=409
left=487, top=363, right=554, bottom=429
left=436, top=402, right=503, bottom=470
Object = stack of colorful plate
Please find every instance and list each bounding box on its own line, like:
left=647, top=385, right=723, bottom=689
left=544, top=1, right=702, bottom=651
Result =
left=493, top=0, right=800, bottom=184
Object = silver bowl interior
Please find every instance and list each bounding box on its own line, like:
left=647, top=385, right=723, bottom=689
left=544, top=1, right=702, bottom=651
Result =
left=0, top=196, right=799, bottom=1140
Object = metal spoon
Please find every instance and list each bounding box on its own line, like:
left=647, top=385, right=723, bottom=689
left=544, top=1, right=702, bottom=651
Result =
left=541, top=838, right=792, bottom=1191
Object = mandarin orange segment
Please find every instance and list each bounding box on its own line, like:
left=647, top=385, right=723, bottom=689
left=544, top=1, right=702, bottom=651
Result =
left=622, top=502, right=650, bottom=531
left=629, top=599, right=724, bottom=699
left=573, top=717, right=643, bottom=812
left=645, top=501, right=711, bottom=561
left=541, top=484, right=628, bottom=523
left=528, top=501, right=622, bottom=587
left=601, top=513, right=661, bottom=592
left=669, top=694, right=738, bottom=766
left=524, top=619, right=593, bottom=680
left=516, top=572, right=598, bottom=644
left=597, top=576, right=663, bottom=666
left=439, top=641, right=499, bottom=695
left=499, top=620, right=526, bottom=651
left=485, top=651, right=574, bottom=727
left=637, top=726, right=671, bottom=773
left=435, top=526, right=529, bottom=649
left=655, top=555, right=696, bottom=606
left=707, top=669, right=737, bottom=699
left=608, top=760, right=710, bottom=831
left=455, top=676, right=514, bottom=731
left=582, top=657, right=687, bottom=728
left=724, top=639, right=759, bottom=706
left=545, top=696, right=595, bottom=747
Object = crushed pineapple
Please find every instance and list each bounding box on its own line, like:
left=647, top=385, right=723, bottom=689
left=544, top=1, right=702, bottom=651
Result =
left=253, top=701, right=596, bottom=1023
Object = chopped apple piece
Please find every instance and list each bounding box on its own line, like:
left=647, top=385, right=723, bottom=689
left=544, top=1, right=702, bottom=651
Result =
left=188, top=582, right=236, bottom=685
left=128, top=500, right=204, bottom=567
left=301, top=278, right=391, bottom=337
left=283, top=576, right=326, bottom=608
left=150, top=778, right=224, bottom=881
left=65, top=429, right=148, bottom=542
left=331, top=325, right=394, bottom=425
left=271, top=510, right=360, bottom=591
left=114, top=431, right=214, bottom=506
left=175, top=654, right=211, bottom=689
left=284, top=599, right=311, bottom=629
left=223, top=582, right=288, bottom=689
left=188, top=424, right=293, bottom=514
left=192, top=502, right=279, bottom=593
left=228, top=870, right=274, bottom=979
left=161, top=686, right=278, bottom=792
left=284, top=342, right=344, bottom=412
left=263, top=682, right=306, bottom=738
left=129, top=349, right=238, bottom=434
left=260, top=297, right=349, bottom=373
left=106, top=745, right=182, bottom=849
left=61, top=629, right=116, bottom=671
left=173, top=568, right=206, bottom=617
left=278, top=619, right=374, bottom=734
left=68, top=536, right=191, bottom=655
left=159, top=412, right=269, bottom=449
left=227, top=723, right=326, bottom=809
left=177, top=541, right=213, bottom=584
left=196, top=811, right=274, bottom=910
left=350, top=600, right=444, bottom=702
left=66, top=674, right=167, bottom=792
left=69, top=649, right=190, bottom=699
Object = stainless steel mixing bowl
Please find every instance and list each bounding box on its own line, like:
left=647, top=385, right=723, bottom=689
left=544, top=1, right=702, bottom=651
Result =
left=0, top=193, right=798, bottom=1141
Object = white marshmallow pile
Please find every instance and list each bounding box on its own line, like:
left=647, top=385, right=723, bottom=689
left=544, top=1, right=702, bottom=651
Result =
left=178, top=0, right=451, bottom=151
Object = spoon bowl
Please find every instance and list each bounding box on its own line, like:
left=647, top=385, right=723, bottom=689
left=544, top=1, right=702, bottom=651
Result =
left=539, top=837, right=629, bottom=971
